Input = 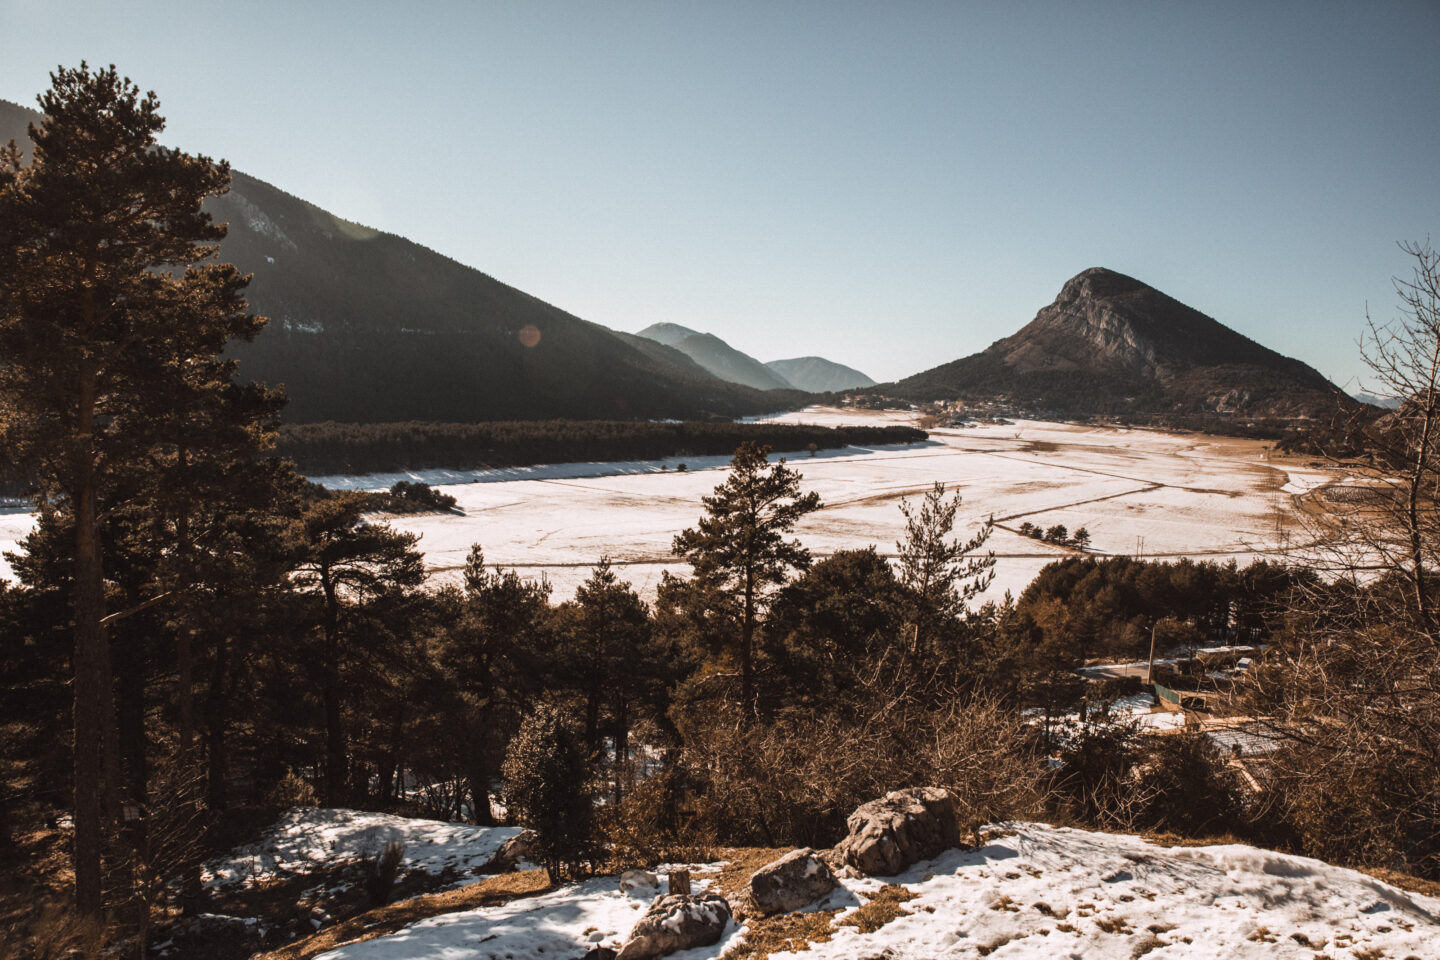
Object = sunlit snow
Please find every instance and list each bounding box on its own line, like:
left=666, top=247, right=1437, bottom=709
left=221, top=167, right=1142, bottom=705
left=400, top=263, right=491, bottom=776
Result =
left=0, top=409, right=1337, bottom=600
left=311, top=821, right=1440, bottom=960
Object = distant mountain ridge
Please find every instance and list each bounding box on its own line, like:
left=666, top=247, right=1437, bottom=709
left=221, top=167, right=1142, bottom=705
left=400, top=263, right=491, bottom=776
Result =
left=634, top=323, right=875, bottom=393
left=888, top=267, right=1351, bottom=419
left=0, top=98, right=806, bottom=423
left=766, top=356, right=876, bottom=393
left=635, top=322, right=795, bottom=391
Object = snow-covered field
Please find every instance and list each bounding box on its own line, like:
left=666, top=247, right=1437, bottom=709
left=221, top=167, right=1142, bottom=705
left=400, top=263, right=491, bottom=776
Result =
left=203, top=807, right=519, bottom=890
left=335, top=409, right=1335, bottom=601
left=0, top=408, right=1337, bottom=601
left=312, top=820, right=1440, bottom=960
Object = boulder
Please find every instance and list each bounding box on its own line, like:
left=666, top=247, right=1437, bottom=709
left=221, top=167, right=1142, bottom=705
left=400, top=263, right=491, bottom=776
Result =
left=743, top=848, right=837, bottom=917
left=615, top=893, right=731, bottom=960
left=619, top=868, right=659, bottom=896
left=835, top=787, right=962, bottom=877
left=487, top=828, right=538, bottom=872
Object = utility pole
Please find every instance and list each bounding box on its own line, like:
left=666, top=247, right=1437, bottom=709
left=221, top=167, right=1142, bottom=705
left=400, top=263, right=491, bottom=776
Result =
left=1146, top=620, right=1160, bottom=690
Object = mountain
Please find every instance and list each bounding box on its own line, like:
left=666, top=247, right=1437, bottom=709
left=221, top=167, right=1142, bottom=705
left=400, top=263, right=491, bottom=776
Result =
left=888, top=267, right=1352, bottom=419
left=635, top=323, right=796, bottom=391
left=765, top=356, right=875, bottom=393
left=1, top=99, right=804, bottom=423
left=632, top=322, right=702, bottom=348
left=1353, top=391, right=1401, bottom=410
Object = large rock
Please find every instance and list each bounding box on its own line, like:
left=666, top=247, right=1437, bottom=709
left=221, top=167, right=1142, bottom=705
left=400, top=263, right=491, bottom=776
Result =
left=836, top=787, right=962, bottom=877
left=486, top=828, right=538, bottom=872
left=743, top=848, right=837, bottom=917
left=615, top=893, right=731, bottom=960
left=619, top=868, right=659, bottom=897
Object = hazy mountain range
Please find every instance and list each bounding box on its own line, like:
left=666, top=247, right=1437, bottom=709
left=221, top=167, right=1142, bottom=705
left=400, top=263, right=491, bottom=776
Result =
left=3, top=98, right=1349, bottom=426
left=634, top=322, right=876, bottom=393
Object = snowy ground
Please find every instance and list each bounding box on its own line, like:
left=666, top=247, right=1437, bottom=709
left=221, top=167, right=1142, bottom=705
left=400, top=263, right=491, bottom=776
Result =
left=311, top=821, right=1440, bottom=960
left=352, top=409, right=1336, bottom=601
left=203, top=807, right=519, bottom=889
left=0, top=408, right=1339, bottom=600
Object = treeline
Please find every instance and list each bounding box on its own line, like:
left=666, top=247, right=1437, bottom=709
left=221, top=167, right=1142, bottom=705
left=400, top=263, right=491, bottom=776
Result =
left=274, top=420, right=929, bottom=475
left=1011, top=555, right=1312, bottom=661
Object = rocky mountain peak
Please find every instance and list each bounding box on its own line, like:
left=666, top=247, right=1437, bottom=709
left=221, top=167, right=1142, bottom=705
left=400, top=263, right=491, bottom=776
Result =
left=1057, top=266, right=1148, bottom=302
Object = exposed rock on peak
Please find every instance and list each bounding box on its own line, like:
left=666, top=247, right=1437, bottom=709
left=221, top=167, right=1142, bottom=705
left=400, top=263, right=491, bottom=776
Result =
left=888, top=268, right=1350, bottom=419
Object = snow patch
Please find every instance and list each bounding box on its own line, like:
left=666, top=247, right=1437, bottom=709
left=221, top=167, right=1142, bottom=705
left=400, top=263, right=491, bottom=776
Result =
left=202, top=807, right=518, bottom=889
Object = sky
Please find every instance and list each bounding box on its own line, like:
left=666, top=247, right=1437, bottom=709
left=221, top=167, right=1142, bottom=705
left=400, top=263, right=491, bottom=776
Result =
left=2, top=0, right=1437, bottom=389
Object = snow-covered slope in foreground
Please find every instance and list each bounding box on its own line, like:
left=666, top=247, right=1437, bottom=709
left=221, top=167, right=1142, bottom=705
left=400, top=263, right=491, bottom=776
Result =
left=317, top=822, right=1439, bottom=960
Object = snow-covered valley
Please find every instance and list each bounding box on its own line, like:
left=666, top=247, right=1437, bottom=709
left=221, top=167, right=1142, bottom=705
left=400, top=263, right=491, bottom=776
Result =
left=321, top=408, right=1336, bottom=602
left=0, top=408, right=1337, bottom=602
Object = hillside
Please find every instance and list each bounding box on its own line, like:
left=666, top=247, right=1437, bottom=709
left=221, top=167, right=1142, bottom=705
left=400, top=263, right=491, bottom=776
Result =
left=636, top=322, right=796, bottom=391
left=889, top=267, right=1352, bottom=419
left=0, top=99, right=804, bottom=423
left=195, top=808, right=1440, bottom=960
left=766, top=355, right=876, bottom=392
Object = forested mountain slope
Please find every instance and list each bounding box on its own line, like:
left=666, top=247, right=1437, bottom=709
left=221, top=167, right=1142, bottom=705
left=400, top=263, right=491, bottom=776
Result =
left=0, top=99, right=807, bottom=423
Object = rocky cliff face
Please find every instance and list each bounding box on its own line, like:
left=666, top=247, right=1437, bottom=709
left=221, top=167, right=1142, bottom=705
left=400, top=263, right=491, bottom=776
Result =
left=889, top=267, right=1349, bottom=419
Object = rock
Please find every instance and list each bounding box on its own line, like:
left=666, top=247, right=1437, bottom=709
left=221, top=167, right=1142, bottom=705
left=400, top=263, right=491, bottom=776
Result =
left=580, top=948, right=617, bottom=960
left=486, top=829, right=538, bottom=872
left=615, top=893, right=731, bottom=960
left=619, top=868, right=659, bottom=896
left=836, top=787, right=962, bottom=877
left=743, top=848, right=837, bottom=917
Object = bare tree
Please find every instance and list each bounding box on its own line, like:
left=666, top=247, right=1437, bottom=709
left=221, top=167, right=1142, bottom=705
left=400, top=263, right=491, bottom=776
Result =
left=1247, top=241, right=1440, bottom=875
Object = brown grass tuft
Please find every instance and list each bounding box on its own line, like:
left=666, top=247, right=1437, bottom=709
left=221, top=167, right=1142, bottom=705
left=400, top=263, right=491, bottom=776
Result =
left=723, top=910, right=839, bottom=960
left=839, top=885, right=916, bottom=934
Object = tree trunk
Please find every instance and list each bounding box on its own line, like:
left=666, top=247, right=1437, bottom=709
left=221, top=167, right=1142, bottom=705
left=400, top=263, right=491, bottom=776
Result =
left=613, top=695, right=630, bottom=806
left=741, top=571, right=755, bottom=714
left=468, top=720, right=495, bottom=826
left=72, top=471, right=106, bottom=920
left=71, top=346, right=117, bottom=919
left=584, top=688, right=600, bottom=757
left=115, top=621, right=148, bottom=803
left=205, top=637, right=231, bottom=812
left=322, top=570, right=344, bottom=807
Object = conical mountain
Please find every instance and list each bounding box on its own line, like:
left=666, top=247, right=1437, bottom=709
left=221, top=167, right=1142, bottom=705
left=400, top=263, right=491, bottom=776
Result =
left=0, top=98, right=802, bottom=423
left=891, top=267, right=1350, bottom=418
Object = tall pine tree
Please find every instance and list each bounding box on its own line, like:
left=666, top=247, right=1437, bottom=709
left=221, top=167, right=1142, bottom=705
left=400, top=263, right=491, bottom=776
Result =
left=0, top=64, right=267, bottom=918
left=672, top=443, right=820, bottom=712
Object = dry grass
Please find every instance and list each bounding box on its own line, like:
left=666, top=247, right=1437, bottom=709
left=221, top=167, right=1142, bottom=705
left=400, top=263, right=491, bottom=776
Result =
left=839, top=885, right=915, bottom=934
left=251, top=869, right=550, bottom=960
left=723, top=909, right=839, bottom=960
left=1360, top=866, right=1440, bottom=900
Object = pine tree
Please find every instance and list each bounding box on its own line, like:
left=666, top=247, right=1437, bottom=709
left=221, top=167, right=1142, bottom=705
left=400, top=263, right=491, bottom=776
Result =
left=501, top=704, right=597, bottom=879
left=558, top=559, right=660, bottom=803
left=290, top=491, right=424, bottom=805
left=0, top=64, right=266, bottom=918
left=895, top=482, right=994, bottom=646
left=672, top=442, right=820, bottom=712
left=445, top=544, right=552, bottom=825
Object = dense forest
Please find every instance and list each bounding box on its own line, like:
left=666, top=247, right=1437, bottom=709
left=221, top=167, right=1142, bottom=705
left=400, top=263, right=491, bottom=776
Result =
left=275, top=420, right=928, bottom=476
left=4, top=64, right=1440, bottom=960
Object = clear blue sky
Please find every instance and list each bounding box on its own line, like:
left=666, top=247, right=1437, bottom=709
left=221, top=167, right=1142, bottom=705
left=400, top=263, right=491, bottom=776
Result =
left=3, top=0, right=1437, bottom=389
